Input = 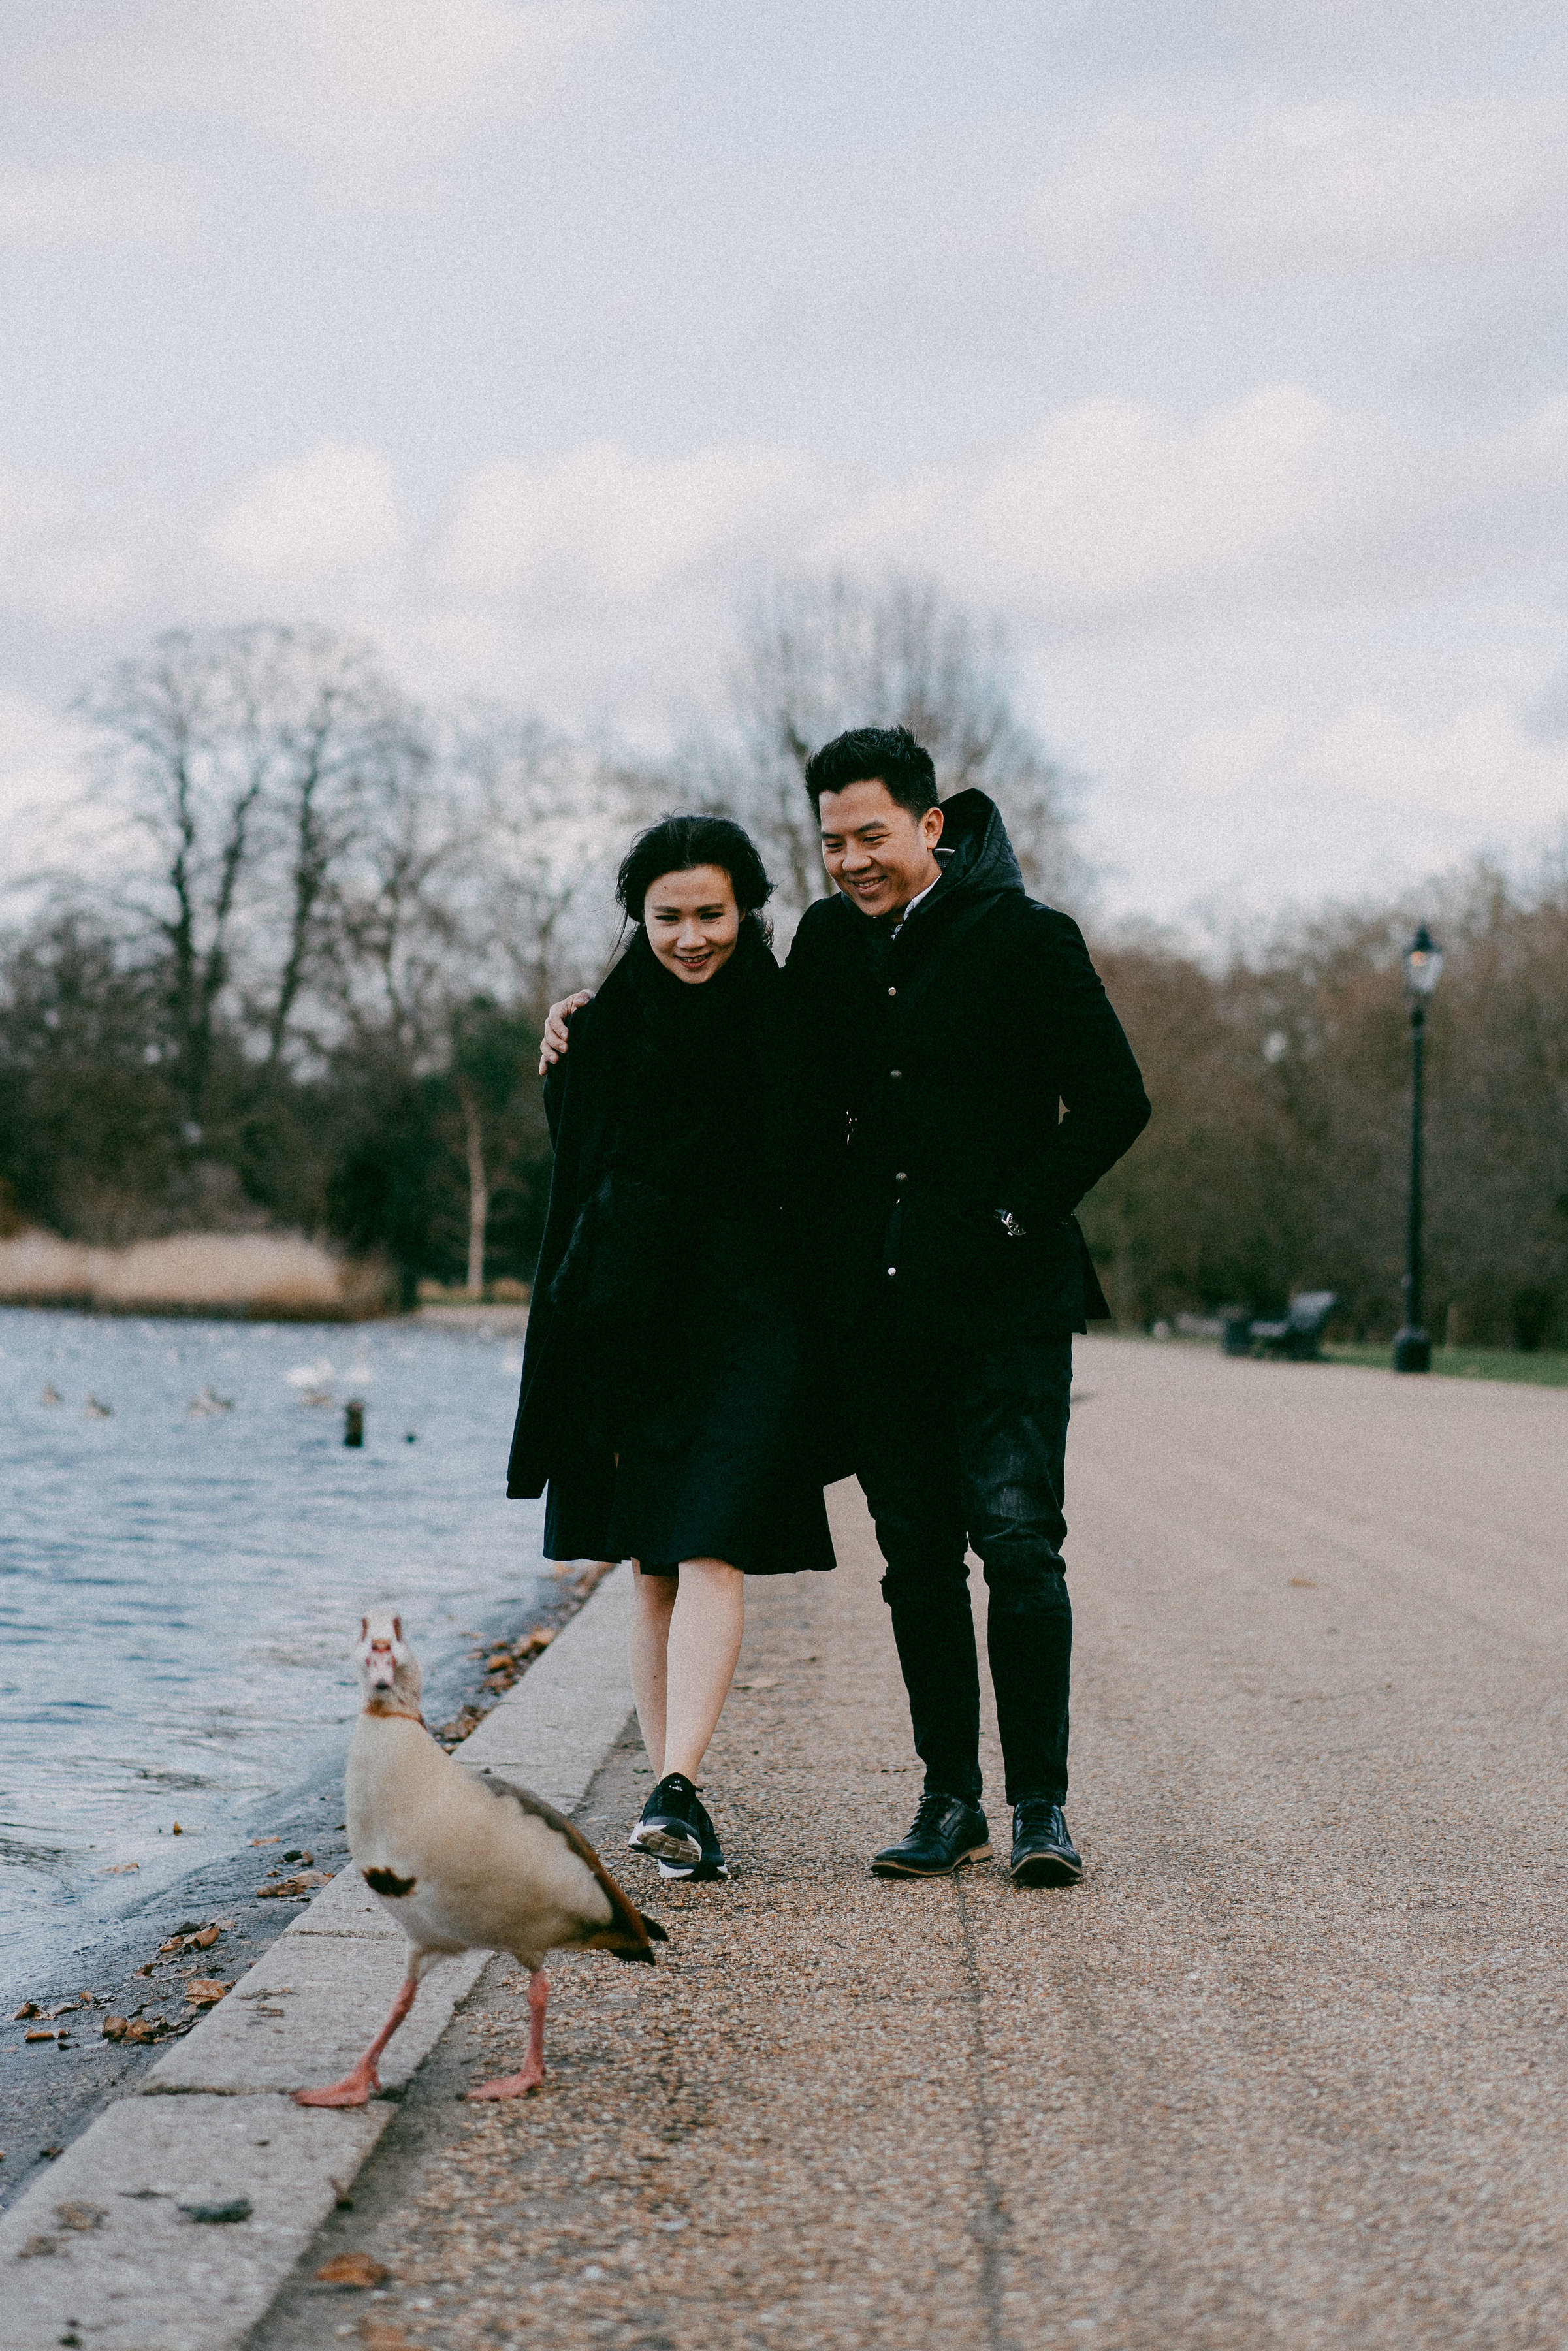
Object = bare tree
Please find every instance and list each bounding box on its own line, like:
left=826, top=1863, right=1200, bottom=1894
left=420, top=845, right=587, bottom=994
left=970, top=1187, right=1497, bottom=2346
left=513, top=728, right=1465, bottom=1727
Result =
left=253, top=633, right=428, bottom=1064
left=319, top=744, right=471, bottom=1069
left=712, top=574, right=1086, bottom=927
left=75, top=624, right=422, bottom=1123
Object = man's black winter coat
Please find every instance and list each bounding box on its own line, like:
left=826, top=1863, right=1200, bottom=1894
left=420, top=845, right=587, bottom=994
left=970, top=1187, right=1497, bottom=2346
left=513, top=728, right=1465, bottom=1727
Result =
left=785, top=790, right=1151, bottom=1347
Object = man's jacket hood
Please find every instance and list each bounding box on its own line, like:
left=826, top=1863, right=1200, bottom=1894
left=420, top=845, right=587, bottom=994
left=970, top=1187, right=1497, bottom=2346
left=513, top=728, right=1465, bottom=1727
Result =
left=921, top=788, right=1026, bottom=916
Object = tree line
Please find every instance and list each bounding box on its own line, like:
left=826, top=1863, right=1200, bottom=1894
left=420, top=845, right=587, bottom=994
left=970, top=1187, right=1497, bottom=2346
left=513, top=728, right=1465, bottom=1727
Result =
left=1, top=581, right=1564, bottom=1344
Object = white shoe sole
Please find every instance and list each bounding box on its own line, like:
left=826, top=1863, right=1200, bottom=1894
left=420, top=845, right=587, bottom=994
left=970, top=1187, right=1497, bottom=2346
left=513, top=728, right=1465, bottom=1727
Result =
left=628, top=1821, right=702, bottom=1864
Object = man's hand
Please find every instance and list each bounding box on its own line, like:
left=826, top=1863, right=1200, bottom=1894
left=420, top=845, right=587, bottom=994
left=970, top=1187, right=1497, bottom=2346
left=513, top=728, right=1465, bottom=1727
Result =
left=539, top=991, right=592, bottom=1074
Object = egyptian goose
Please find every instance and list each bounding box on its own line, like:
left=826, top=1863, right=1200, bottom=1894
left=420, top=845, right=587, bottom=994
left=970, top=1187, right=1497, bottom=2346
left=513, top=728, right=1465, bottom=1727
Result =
left=293, top=1614, right=665, bottom=2107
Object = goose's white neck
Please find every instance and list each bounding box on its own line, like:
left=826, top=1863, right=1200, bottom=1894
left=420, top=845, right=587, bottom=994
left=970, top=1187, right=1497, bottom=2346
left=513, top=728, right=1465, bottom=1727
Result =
left=362, top=1697, right=424, bottom=1724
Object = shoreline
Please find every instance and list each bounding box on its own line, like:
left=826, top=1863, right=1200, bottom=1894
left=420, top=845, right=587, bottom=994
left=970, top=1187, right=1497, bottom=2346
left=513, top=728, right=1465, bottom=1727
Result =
left=0, top=1299, right=530, bottom=1325
left=0, top=1562, right=607, bottom=2218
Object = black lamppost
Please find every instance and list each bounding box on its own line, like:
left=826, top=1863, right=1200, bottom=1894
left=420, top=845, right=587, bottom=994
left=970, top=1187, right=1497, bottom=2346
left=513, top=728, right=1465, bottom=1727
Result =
left=1392, top=924, right=1444, bottom=1373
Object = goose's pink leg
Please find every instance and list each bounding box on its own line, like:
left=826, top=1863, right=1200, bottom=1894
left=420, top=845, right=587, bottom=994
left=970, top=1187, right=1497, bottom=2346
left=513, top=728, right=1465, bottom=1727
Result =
left=292, top=1974, right=419, bottom=2107
left=466, top=1969, right=548, bottom=2100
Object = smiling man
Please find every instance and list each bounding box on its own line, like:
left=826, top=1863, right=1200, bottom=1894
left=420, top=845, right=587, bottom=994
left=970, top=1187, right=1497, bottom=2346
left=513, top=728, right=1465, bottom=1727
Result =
left=787, top=726, right=1149, bottom=1885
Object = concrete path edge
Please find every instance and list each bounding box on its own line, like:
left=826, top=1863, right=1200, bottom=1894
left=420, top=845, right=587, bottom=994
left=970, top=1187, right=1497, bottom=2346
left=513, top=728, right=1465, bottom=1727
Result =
left=0, top=1565, right=636, bottom=2351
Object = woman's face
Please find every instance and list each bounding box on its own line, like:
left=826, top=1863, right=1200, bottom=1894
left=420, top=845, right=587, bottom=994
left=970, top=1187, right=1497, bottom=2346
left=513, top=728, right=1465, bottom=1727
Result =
left=642, top=863, right=741, bottom=983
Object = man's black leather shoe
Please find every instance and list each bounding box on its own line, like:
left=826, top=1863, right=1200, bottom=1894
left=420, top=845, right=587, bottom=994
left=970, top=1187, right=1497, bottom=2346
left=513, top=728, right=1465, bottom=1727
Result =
left=871, top=1793, right=991, bottom=1878
left=1010, top=1799, right=1082, bottom=1887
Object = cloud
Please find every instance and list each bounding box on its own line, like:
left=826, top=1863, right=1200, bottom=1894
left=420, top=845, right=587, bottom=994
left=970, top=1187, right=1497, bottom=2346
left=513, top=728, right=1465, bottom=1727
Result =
left=1032, top=84, right=1568, bottom=281
left=434, top=441, right=830, bottom=604
left=1170, top=698, right=1568, bottom=830
left=0, top=464, right=139, bottom=624
left=207, top=442, right=403, bottom=583
left=0, top=159, right=199, bottom=251
left=850, top=387, right=1396, bottom=623
left=1087, top=692, right=1568, bottom=921
left=429, top=391, right=1405, bottom=633
left=20, top=0, right=633, bottom=186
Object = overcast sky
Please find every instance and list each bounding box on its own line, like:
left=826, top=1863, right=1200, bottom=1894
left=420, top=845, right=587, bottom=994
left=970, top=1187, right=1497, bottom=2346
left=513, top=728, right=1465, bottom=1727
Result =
left=3, top=0, right=1567, bottom=921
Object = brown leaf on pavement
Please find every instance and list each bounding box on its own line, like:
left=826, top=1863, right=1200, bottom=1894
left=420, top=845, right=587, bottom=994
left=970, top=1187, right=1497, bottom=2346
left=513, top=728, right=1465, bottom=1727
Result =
left=315, top=2250, right=392, bottom=2287
left=56, top=2203, right=106, bottom=2231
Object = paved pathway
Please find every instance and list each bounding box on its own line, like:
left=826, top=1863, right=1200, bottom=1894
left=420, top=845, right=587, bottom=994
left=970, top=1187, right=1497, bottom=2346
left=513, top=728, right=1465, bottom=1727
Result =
left=257, top=1338, right=1568, bottom=2351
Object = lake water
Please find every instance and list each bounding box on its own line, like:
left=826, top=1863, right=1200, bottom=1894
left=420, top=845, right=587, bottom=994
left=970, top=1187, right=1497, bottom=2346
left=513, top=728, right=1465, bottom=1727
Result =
left=0, top=1307, right=548, bottom=2001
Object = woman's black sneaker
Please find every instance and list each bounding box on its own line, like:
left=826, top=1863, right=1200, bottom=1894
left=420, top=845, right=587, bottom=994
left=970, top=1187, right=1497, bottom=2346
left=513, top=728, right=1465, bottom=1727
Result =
left=628, top=1772, right=703, bottom=1865
left=658, top=1795, right=730, bottom=1883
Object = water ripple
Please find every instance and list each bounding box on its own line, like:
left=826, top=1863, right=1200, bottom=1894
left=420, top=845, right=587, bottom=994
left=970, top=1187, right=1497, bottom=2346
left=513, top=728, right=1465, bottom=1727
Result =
left=0, top=1306, right=545, bottom=1996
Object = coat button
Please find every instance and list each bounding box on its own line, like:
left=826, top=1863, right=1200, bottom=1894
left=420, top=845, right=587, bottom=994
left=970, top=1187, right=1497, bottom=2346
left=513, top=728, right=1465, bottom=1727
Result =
left=887, top=1266, right=896, bottom=1277
left=888, top=985, right=896, bottom=996
left=895, top=1171, right=907, bottom=1182
left=890, top=1069, right=901, bottom=1079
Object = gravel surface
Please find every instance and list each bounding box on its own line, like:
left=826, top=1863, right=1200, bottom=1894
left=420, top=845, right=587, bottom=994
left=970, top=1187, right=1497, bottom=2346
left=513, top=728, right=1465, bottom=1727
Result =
left=252, top=1338, right=1568, bottom=2350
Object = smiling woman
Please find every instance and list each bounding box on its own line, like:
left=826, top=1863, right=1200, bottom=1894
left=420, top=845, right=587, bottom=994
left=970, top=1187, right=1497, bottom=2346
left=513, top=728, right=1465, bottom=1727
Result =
left=506, top=812, right=837, bottom=1886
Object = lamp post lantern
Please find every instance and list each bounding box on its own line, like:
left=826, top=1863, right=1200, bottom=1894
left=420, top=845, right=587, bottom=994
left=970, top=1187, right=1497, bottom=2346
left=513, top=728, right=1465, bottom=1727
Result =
left=1392, top=924, right=1444, bottom=1373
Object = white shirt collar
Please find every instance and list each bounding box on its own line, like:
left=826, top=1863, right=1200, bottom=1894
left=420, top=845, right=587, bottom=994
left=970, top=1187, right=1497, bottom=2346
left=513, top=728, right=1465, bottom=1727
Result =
left=890, top=871, right=942, bottom=933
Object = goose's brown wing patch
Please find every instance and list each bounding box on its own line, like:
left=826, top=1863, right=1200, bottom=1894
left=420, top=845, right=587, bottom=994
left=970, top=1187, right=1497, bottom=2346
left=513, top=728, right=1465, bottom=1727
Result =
left=475, top=1770, right=665, bottom=1960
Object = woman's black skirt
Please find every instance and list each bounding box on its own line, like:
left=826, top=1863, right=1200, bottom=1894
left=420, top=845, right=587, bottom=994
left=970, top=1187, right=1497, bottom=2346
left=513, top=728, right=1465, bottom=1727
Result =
left=541, top=1294, right=835, bottom=1577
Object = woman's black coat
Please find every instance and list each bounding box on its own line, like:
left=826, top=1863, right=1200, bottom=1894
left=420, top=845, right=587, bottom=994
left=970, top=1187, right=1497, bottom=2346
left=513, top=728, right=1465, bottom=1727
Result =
left=506, top=924, right=837, bottom=1573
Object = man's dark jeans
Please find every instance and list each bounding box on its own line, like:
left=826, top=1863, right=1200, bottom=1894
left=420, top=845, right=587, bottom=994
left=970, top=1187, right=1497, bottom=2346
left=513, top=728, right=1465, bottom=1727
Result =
left=856, top=1334, right=1074, bottom=1809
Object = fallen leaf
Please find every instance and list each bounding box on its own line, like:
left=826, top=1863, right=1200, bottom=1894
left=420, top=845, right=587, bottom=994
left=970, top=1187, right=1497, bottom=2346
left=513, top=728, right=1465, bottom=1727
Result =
left=316, top=2251, right=391, bottom=2288
left=191, top=1925, right=221, bottom=1949
left=185, top=1979, right=228, bottom=2007
left=103, top=2017, right=129, bottom=2041
left=251, top=1836, right=281, bottom=1846
left=24, top=2028, right=57, bottom=2043
left=257, top=1872, right=330, bottom=1898
left=171, top=1822, right=182, bottom=1834
left=1290, top=1578, right=1319, bottom=1590
left=101, top=1863, right=140, bottom=1874
left=56, top=2203, right=106, bottom=2231
left=16, top=2235, right=57, bottom=2260
left=12, top=2002, right=38, bottom=2020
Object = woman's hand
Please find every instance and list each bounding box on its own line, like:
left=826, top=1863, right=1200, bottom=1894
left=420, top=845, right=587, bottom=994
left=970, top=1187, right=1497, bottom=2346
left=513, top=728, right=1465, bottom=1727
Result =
left=539, top=991, right=593, bottom=1073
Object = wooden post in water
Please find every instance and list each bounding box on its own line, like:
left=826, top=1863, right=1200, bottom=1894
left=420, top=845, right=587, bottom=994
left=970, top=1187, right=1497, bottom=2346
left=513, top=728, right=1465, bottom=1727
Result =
left=344, top=1399, right=365, bottom=1447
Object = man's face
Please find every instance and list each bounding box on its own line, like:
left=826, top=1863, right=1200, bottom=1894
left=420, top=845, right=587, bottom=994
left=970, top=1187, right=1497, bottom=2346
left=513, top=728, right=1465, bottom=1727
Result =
left=817, top=778, right=944, bottom=919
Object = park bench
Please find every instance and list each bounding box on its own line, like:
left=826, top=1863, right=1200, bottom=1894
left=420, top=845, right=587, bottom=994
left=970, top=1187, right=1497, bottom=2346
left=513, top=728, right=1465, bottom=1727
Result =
left=1221, top=1291, right=1339, bottom=1362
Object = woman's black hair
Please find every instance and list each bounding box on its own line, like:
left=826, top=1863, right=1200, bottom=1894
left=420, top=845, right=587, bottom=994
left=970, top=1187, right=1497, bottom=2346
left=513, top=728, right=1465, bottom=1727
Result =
left=616, top=813, right=774, bottom=925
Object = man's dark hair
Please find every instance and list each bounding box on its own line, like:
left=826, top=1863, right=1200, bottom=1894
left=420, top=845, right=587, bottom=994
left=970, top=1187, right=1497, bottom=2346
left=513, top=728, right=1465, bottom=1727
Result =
left=616, top=812, right=774, bottom=923
left=803, top=725, right=938, bottom=818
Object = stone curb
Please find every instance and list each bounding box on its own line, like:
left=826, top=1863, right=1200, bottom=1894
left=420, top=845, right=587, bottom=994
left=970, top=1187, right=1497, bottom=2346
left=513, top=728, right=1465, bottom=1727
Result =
left=0, top=1565, right=635, bottom=2351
